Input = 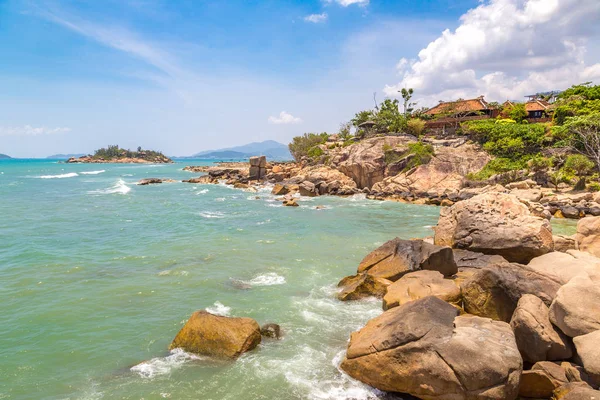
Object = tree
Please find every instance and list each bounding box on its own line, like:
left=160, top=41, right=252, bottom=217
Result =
left=564, top=113, right=600, bottom=171
left=400, top=88, right=415, bottom=117
left=406, top=118, right=426, bottom=137
left=508, top=103, right=528, bottom=123
left=288, top=133, right=329, bottom=161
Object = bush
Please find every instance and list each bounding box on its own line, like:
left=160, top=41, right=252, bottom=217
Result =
left=288, top=133, right=329, bottom=161
left=588, top=182, right=600, bottom=192
left=404, top=142, right=434, bottom=170
left=563, top=154, right=594, bottom=176
left=406, top=118, right=426, bottom=137
left=508, top=103, right=528, bottom=123
left=307, top=146, right=324, bottom=159
left=467, top=157, right=527, bottom=181
left=527, top=155, right=553, bottom=172
left=462, top=120, right=547, bottom=160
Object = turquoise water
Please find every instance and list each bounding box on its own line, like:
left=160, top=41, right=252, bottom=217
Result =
left=0, top=159, right=440, bottom=400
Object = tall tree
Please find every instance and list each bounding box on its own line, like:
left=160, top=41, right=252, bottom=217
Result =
left=400, top=88, right=415, bottom=117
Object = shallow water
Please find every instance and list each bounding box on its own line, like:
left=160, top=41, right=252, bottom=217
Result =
left=0, top=159, right=441, bottom=400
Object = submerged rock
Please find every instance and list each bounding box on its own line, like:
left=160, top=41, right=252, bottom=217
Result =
left=357, top=238, right=457, bottom=282
left=170, top=311, right=261, bottom=359
left=138, top=178, right=163, bottom=185
left=260, top=323, right=282, bottom=340
left=340, top=296, right=522, bottom=400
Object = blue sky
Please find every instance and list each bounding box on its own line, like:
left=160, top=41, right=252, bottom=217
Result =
left=1, top=0, right=599, bottom=157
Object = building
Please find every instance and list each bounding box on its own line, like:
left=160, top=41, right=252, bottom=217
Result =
left=424, top=96, right=499, bottom=135
left=524, top=99, right=553, bottom=121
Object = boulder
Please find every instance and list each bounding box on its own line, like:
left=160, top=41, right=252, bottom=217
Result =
left=528, top=251, right=600, bottom=285
left=576, top=216, right=600, bottom=257
left=461, top=263, right=563, bottom=322
left=337, top=273, right=392, bottom=301
left=553, top=382, right=600, bottom=399
left=383, top=270, right=461, bottom=310
left=357, top=238, right=457, bottom=282
left=138, top=178, right=163, bottom=185
left=183, top=175, right=212, bottom=184
left=510, top=294, right=573, bottom=363
left=340, top=297, right=522, bottom=400
left=283, top=199, right=299, bottom=207
left=271, top=184, right=289, bottom=196
left=573, top=330, right=600, bottom=386
left=453, top=249, right=508, bottom=269
left=434, top=193, right=554, bottom=263
left=555, top=234, right=578, bottom=253
left=286, top=165, right=357, bottom=194
left=170, top=311, right=261, bottom=359
left=562, top=205, right=583, bottom=219
left=549, top=276, right=600, bottom=337
left=298, top=181, right=318, bottom=197
left=519, top=362, right=569, bottom=398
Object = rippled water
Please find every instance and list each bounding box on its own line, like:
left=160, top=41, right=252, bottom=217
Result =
left=0, top=159, right=441, bottom=400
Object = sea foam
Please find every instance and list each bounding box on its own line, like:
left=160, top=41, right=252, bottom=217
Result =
left=205, top=301, right=231, bottom=316
left=38, top=172, right=79, bottom=179
left=130, top=348, right=202, bottom=379
left=81, top=170, right=106, bottom=175
left=239, top=272, right=286, bottom=287
left=88, top=179, right=131, bottom=195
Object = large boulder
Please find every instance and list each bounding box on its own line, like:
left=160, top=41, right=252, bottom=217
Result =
left=453, top=249, right=508, bottom=269
left=372, top=143, right=490, bottom=198
left=337, top=273, right=392, bottom=301
left=573, top=330, right=600, bottom=387
left=434, top=193, right=554, bottom=263
left=554, top=234, right=578, bottom=253
left=357, top=238, right=457, bottom=282
left=576, top=216, right=600, bottom=257
left=340, top=297, right=522, bottom=400
left=528, top=251, right=600, bottom=285
left=461, top=263, right=563, bottom=322
left=510, top=294, right=573, bottom=363
left=334, top=136, right=414, bottom=189
left=549, top=276, right=600, bottom=337
left=170, top=311, right=261, bottom=359
left=383, top=270, right=461, bottom=310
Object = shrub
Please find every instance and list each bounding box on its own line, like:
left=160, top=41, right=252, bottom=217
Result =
left=588, top=182, right=600, bottom=192
left=406, top=118, right=426, bottom=137
left=307, top=146, right=324, bottom=159
left=467, top=157, right=527, bottom=181
left=508, top=103, right=528, bottom=123
left=404, top=142, right=434, bottom=170
left=527, top=155, right=553, bottom=172
left=288, top=133, right=329, bottom=161
left=563, top=154, right=594, bottom=176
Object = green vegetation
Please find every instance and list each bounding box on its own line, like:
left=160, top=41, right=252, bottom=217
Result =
left=384, top=141, right=434, bottom=170
left=92, top=145, right=167, bottom=161
left=288, top=133, right=329, bottom=161
left=507, top=103, right=528, bottom=123
left=563, top=154, right=594, bottom=176
left=406, top=118, right=426, bottom=137
left=352, top=99, right=408, bottom=136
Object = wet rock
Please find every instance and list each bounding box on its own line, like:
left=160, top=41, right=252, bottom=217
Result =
left=510, top=294, right=573, bottom=363
left=138, top=178, right=163, bottom=185
left=337, top=273, right=392, bottom=301
left=283, top=199, right=299, bottom=207
left=183, top=175, right=212, bottom=184
left=170, top=311, right=261, bottom=359
left=340, top=297, right=522, bottom=400
left=382, top=270, right=461, bottom=310
left=434, top=192, right=554, bottom=263
left=461, top=263, right=562, bottom=322
left=357, top=238, right=457, bottom=282
left=549, top=275, right=600, bottom=337
left=260, top=323, right=282, bottom=339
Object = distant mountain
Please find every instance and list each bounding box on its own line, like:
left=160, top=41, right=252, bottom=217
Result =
left=0, top=153, right=11, bottom=159
left=46, top=153, right=86, bottom=159
left=190, top=140, right=292, bottom=160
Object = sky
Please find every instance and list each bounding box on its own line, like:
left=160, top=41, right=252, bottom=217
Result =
left=1, top=0, right=600, bottom=157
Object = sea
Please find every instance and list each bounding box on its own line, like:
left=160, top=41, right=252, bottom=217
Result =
left=0, top=158, right=576, bottom=400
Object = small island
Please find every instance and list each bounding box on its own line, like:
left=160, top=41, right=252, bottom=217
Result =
left=67, top=145, right=173, bottom=164
left=0, top=153, right=12, bottom=159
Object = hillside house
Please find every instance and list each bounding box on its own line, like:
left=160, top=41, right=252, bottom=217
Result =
left=424, top=96, right=499, bottom=135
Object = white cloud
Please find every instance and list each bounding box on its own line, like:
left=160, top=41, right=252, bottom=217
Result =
left=0, top=126, right=72, bottom=137
left=304, top=13, right=328, bottom=23
left=268, top=111, right=303, bottom=125
left=383, top=0, right=600, bottom=105
left=325, top=0, right=369, bottom=6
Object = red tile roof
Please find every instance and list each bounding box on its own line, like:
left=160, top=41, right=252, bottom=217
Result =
left=525, top=99, right=551, bottom=112
left=425, top=96, right=490, bottom=115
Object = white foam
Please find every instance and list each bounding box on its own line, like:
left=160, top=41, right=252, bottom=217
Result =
left=88, top=179, right=131, bottom=195
left=130, top=348, right=202, bottom=379
left=239, top=272, right=286, bottom=287
left=81, top=170, right=106, bottom=175
left=349, top=193, right=367, bottom=201
left=195, top=189, right=209, bottom=195
left=199, top=211, right=225, bottom=219
left=38, top=172, right=78, bottom=179
left=205, top=301, right=231, bottom=316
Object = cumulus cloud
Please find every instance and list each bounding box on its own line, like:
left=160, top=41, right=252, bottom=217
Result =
left=304, top=13, right=328, bottom=23
left=0, top=126, right=72, bottom=137
left=325, top=0, right=369, bottom=7
left=268, top=112, right=302, bottom=125
left=384, top=0, right=600, bottom=105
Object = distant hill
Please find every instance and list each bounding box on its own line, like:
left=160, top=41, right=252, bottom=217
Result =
left=0, top=153, right=11, bottom=159
left=46, top=153, right=86, bottom=159
left=190, top=140, right=292, bottom=160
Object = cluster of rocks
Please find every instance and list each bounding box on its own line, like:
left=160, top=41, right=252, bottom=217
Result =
left=137, top=178, right=176, bottom=185
left=337, top=192, right=600, bottom=400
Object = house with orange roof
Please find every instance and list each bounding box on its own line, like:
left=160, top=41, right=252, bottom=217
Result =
left=424, top=95, right=499, bottom=135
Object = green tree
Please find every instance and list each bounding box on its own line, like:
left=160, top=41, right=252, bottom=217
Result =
left=563, top=113, right=600, bottom=171
left=288, top=133, right=329, bottom=161
left=375, top=99, right=407, bottom=133
left=508, top=103, right=528, bottom=123
left=400, top=88, right=415, bottom=117
left=406, top=118, right=426, bottom=137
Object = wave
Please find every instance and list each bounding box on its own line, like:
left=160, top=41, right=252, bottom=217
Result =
left=205, top=301, right=230, bottom=316
left=130, top=348, right=203, bottom=379
left=238, top=272, right=286, bottom=287
left=199, top=211, right=225, bottom=219
left=88, top=179, right=131, bottom=195
left=81, top=170, right=106, bottom=175
left=38, top=172, right=78, bottom=179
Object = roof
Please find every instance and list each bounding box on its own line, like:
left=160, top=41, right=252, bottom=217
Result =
left=525, top=99, right=551, bottom=112
left=358, top=120, right=376, bottom=127
left=425, top=96, right=489, bottom=115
